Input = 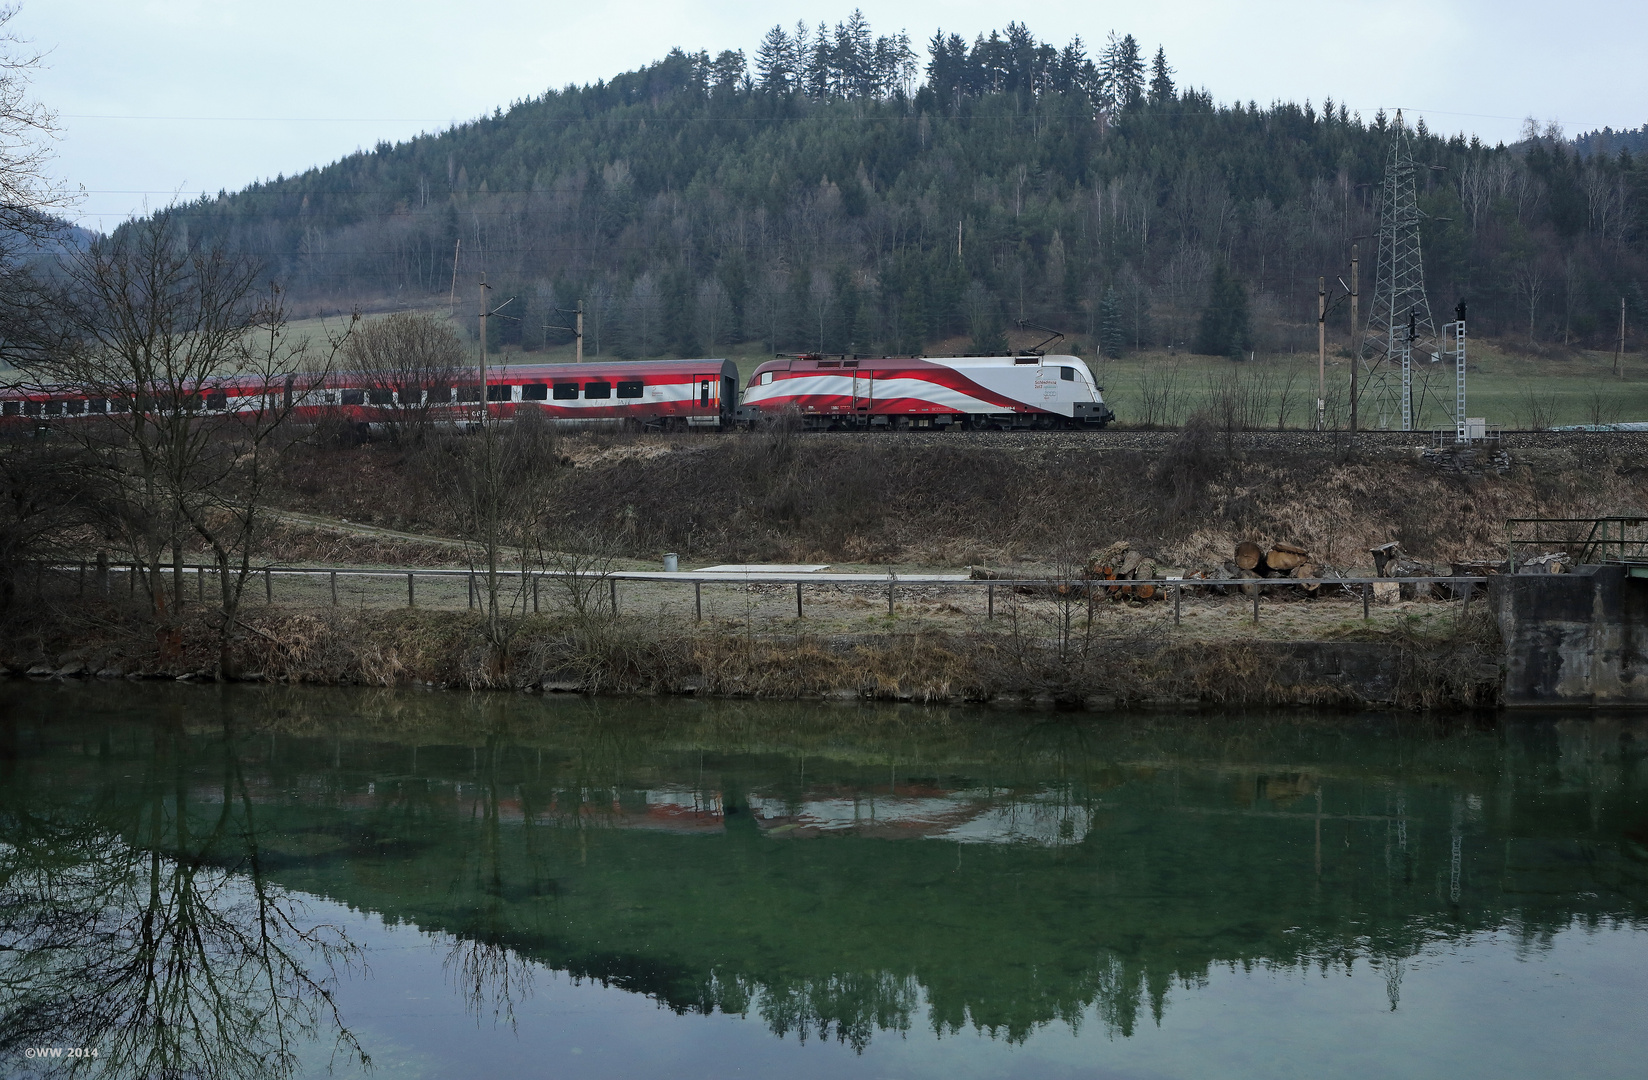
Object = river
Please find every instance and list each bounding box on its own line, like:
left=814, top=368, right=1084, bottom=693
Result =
left=2, top=682, right=1644, bottom=1079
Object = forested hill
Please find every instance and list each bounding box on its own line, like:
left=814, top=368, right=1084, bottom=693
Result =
left=161, top=16, right=1647, bottom=357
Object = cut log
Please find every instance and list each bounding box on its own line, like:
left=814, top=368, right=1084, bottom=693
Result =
left=1290, top=562, right=1320, bottom=596
left=1234, top=541, right=1263, bottom=571
left=1264, top=545, right=1310, bottom=573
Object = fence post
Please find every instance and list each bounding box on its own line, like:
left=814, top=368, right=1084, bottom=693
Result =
left=887, top=579, right=894, bottom=616
left=468, top=573, right=476, bottom=610
left=330, top=570, right=338, bottom=606
left=1363, top=581, right=1371, bottom=621
left=987, top=582, right=994, bottom=620
left=265, top=568, right=272, bottom=604
left=407, top=572, right=415, bottom=608
left=796, top=581, right=803, bottom=619
left=610, top=577, right=618, bottom=617
left=532, top=574, right=539, bottom=614
left=78, top=561, right=85, bottom=595
left=130, top=563, right=136, bottom=598
left=1173, top=583, right=1181, bottom=626
left=96, top=550, right=109, bottom=596
left=198, top=566, right=205, bottom=602
left=1252, top=583, right=1260, bottom=625
left=695, top=581, right=702, bottom=622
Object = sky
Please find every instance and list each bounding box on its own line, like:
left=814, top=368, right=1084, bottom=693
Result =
left=15, top=0, right=1646, bottom=232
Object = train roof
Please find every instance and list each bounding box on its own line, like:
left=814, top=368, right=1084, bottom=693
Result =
left=750, top=353, right=1090, bottom=371
left=477, top=359, right=736, bottom=380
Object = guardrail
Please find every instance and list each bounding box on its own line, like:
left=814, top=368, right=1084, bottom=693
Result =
left=1505, top=516, right=1648, bottom=568
left=49, top=560, right=1491, bottom=627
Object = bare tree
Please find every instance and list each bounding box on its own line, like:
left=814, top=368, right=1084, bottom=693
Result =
left=340, top=311, right=466, bottom=442
left=0, top=4, right=70, bottom=255
left=24, top=213, right=350, bottom=672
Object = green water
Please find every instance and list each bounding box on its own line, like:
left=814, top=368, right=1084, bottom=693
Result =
left=2, top=682, right=1645, bottom=1079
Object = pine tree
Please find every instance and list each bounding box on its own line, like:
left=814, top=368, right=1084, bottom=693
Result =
left=755, top=25, right=797, bottom=92
left=1098, top=286, right=1125, bottom=358
left=1148, top=47, right=1174, bottom=105
left=1194, top=266, right=1253, bottom=360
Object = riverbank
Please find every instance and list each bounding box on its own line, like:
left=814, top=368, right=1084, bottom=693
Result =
left=1, top=599, right=1502, bottom=711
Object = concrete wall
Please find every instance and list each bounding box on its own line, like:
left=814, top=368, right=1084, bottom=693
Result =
left=1491, top=565, right=1648, bottom=706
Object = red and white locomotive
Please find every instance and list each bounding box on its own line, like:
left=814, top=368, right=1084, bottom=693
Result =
left=737, top=353, right=1114, bottom=429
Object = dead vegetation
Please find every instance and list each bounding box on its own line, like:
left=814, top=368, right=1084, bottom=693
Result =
left=267, top=426, right=1648, bottom=576
left=1, top=584, right=1501, bottom=711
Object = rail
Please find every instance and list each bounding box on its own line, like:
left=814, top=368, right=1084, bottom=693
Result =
left=44, top=560, right=1491, bottom=627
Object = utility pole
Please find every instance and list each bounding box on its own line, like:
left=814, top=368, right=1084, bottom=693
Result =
left=1619, top=296, right=1628, bottom=378
left=478, top=274, right=489, bottom=423
left=1349, top=243, right=1359, bottom=433
left=1317, top=276, right=1327, bottom=431
left=449, top=239, right=461, bottom=317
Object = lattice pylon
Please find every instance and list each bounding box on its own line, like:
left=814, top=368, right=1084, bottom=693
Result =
left=1360, top=113, right=1438, bottom=431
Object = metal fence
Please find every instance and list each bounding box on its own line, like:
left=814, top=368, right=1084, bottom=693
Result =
left=1505, top=516, right=1648, bottom=568
left=52, top=561, right=1491, bottom=628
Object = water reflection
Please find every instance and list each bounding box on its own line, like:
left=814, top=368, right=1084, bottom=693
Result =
left=0, top=698, right=368, bottom=1079
left=1, top=683, right=1646, bottom=1074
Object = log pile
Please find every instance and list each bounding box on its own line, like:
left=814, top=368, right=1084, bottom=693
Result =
left=1086, top=541, right=1163, bottom=600
left=1223, top=540, right=1323, bottom=596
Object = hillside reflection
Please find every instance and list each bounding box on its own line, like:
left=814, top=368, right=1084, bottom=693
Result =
left=2, top=683, right=1646, bottom=1068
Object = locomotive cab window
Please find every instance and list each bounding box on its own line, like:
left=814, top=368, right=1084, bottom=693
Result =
left=521, top=383, right=549, bottom=401
left=616, top=380, right=643, bottom=399
left=584, top=381, right=612, bottom=400
left=486, top=384, right=511, bottom=402
left=1060, top=367, right=1075, bottom=381
left=551, top=382, right=578, bottom=400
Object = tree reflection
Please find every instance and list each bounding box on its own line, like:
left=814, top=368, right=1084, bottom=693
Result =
left=0, top=714, right=367, bottom=1079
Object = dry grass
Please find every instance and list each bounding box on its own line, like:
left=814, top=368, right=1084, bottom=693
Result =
left=0, top=588, right=1501, bottom=712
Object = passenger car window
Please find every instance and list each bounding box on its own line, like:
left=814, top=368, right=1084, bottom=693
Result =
left=206, top=391, right=227, bottom=410
left=551, top=383, right=579, bottom=400
left=341, top=389, right=365, bottom=406
left=486, top=384, right=511, bottom=402
left=616, top=381, right=644, bottom=399
left=2, top=400, right=17, bottom=415
left=368, top=389, right=394, bottom=405
left=584, top=381, right=612, bottom=400
left=521, top=383, right=549, bottom=401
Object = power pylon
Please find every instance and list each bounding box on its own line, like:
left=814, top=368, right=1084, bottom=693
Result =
left=1360, top=112, right=1438, bottom=431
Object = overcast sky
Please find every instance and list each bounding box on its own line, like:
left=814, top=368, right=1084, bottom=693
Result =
left=17, top=0, right=1644, bottom=232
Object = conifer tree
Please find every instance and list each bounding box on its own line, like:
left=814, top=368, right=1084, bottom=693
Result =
left=1148, top=47, right=1174, bottom=105
left=1098, top=286, right=1125, bottom=358
left=1194, top=266, right=1253, bottom=360
left=755, top=26, right=797, bottom=92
